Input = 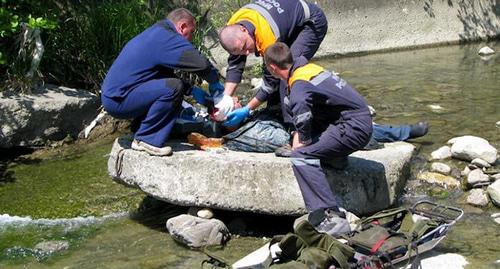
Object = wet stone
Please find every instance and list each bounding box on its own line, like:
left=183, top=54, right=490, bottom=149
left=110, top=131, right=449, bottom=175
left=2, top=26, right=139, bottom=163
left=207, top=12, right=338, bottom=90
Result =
left=466, top=189, right=489, bottom=207
left=418, top=172, right=460, bottom=188
left=467, top=169, right=490, bottom=187
left=430, top=146, right=452, bottom=160
left=491, top=213, right=500, bottom=225
left=471, top=158, right=491, bottom=169
left=487, top=180, right=500, bottom=207
left=447, top=135, right=497, bottom=164
left=34, top=240, right=69, bottom=254
left=430, top=162, right=451, bottom=175
left=478, top=46, right=495, bottom=56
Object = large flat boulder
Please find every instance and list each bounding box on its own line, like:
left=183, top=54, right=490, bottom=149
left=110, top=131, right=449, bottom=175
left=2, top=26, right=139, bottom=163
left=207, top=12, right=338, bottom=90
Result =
left=108, top=137, right=415, bottom=216
left=0, top=85, right=99, bottom=148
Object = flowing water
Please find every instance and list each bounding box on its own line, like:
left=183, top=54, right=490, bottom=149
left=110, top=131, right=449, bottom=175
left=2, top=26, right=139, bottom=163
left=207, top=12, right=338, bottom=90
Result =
left=0, top=42, right=499, bottom=268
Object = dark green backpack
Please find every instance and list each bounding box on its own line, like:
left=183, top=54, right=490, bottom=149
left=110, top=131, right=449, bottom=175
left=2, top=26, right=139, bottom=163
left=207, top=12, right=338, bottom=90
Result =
left=270, top=219, right=355, bottom=269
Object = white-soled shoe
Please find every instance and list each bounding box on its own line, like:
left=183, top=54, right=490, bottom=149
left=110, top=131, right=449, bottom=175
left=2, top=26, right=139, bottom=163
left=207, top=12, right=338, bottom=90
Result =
left=131, top=139, right=172, bottom=156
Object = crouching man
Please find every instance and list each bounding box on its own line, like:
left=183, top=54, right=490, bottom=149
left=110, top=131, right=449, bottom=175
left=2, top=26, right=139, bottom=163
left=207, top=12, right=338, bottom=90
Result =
left=101, top=8, right=224, bottom=156
left=264, top=42, right=373, bottom=235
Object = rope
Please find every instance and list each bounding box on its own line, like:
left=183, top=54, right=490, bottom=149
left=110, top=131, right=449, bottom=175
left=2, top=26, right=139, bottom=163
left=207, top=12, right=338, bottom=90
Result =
left=115, top=148, right=126, bottom=178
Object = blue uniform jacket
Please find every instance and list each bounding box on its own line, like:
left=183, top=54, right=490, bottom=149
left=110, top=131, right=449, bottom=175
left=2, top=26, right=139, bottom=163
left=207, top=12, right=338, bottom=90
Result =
left=286, top=57, right=371, bottom=145
left=102, top=19, right=219, bottom=99
left=226, top=0, right=324, bottom=96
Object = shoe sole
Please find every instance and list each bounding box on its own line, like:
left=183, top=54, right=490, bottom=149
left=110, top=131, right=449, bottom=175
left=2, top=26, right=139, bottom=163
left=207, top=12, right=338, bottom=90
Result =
left=131, top=141, right=172, bottom=156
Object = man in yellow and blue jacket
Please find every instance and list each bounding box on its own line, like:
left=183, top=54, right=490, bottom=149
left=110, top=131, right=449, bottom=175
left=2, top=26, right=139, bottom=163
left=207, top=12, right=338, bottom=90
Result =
left=217, top=0, right=328, bottom=128
left=264, top=42, right=373, bottom=234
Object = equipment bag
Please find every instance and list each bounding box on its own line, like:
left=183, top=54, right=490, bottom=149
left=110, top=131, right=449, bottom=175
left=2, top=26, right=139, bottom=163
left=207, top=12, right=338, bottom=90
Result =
left=346, top=206, right=439, bottom=267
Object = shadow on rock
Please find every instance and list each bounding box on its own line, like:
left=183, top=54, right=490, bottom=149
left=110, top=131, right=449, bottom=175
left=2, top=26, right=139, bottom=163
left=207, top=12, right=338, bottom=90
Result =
left=131, top=196, right=297, bottom=238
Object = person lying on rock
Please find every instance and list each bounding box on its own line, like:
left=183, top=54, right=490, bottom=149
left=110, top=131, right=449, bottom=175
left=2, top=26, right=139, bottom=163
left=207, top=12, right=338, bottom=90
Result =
left=101, top=8, right=225, bottom=156
left=217, top=0, right=329, bottom=128
left=361, top=121, right=429, bottom=150
left=263, top=42, right=373, bottom=236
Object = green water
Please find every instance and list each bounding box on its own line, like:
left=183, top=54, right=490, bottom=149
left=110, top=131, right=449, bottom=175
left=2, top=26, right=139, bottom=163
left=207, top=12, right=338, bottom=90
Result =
left=1, top=42, right=499, bottom=268
left=0, top=137, right=145, bottom=218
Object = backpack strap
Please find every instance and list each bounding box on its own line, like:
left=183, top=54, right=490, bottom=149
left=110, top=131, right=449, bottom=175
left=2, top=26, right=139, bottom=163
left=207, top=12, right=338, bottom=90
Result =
left=201, top=245, right=231, bottom=269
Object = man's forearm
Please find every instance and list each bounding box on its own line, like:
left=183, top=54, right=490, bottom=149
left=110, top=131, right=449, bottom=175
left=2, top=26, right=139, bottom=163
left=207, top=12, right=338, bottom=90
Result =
left=246, top=97, right=262, bottom=111
left=224, top=82, right=239, bottom=96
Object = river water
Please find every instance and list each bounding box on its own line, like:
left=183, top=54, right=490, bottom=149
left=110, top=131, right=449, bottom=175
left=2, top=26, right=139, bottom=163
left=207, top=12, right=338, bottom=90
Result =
left=0, top=42, right=499, bottom=268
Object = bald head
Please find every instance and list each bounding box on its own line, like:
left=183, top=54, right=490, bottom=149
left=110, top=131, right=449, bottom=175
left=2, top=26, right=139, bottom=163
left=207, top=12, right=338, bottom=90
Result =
left=219, top=24, right=255, bottom=55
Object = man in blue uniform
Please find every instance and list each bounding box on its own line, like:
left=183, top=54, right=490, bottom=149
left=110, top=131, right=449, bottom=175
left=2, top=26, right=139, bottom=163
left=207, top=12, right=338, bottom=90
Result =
left=264, top=42, right=373, bottom=235
left=101, top=8, right=224, bottom=156
left=217, top=0, right=328, bottom=127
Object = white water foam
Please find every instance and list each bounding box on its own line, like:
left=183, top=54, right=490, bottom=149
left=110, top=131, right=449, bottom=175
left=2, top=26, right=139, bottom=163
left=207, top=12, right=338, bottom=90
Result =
left=0, top=212, right=127, bottom=230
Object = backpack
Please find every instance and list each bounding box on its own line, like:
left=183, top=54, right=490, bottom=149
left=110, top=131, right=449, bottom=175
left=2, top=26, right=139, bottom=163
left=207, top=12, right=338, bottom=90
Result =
left=270, top=219, right=355, bottom=269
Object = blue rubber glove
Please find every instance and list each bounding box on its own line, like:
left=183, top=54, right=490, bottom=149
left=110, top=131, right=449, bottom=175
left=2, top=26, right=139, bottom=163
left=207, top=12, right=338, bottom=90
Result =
left=191, top=87, right=209, bottom=106
left=223, top=106, right=250, bottom=127
left=209, top=82, right=224, bottom=96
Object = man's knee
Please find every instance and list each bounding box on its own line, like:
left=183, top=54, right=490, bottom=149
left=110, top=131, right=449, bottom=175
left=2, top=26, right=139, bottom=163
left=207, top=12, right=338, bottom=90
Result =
left=165, top=78, right=189, bottom=106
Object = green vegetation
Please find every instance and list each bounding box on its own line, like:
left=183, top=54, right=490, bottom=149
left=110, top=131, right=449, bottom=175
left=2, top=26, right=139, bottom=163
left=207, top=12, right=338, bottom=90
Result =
left=0, top=0, right=244, bottom=94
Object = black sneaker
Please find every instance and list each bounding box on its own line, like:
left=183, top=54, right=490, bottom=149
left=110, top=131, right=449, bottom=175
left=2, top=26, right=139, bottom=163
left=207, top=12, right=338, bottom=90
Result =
left=409, top=121, right=429, bottom=139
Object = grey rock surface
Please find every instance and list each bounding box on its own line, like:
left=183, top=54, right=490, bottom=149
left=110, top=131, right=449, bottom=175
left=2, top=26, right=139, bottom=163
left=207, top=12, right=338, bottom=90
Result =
left=0, top=85, right=99, bottom=148
left=109, top=137, right=415, bottom=216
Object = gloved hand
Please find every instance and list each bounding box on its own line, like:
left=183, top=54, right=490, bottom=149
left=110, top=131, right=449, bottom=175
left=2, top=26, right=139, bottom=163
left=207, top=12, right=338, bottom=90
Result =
left=223, top=106, right=250, bottom=127
left=209, top=82, right=225, bottom=96
left=213, top=94, right=234, bottom=121
left=191, top=87, right=209, bottom=106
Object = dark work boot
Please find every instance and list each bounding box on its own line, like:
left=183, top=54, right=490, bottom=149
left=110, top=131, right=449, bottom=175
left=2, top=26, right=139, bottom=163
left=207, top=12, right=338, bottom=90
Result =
left=308, top=207, right=350, bottom=237
left=409, top=121, right=429, bottom=139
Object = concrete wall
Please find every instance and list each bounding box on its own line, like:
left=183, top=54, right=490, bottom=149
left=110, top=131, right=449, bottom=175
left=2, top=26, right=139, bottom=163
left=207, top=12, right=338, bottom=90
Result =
left=209, top=0, right=500, bottom=68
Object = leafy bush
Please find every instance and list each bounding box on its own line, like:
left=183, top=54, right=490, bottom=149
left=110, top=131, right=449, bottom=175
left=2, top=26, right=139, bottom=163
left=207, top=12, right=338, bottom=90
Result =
left=0, top=0, right=58, bottom=92
left=2, top=0, right=230, bottom=94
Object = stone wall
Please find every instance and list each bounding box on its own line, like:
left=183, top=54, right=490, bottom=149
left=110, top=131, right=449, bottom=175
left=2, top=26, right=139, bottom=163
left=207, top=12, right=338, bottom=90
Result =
left=208, top=0, right=500, bottom=68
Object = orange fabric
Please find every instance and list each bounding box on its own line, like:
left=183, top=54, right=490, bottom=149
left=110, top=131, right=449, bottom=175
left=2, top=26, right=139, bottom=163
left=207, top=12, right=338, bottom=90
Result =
left=227, top=8, right=277, bottom=55
left=288, top=63, right=325, bottom=88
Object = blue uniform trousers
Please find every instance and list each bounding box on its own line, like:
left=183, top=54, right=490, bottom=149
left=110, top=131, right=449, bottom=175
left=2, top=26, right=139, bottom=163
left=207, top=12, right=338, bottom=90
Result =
left=290, top=115, right=372, bottom=212
left=101, top=78, right=185, bottom=147
left=372, top=123, right=411, bottom=142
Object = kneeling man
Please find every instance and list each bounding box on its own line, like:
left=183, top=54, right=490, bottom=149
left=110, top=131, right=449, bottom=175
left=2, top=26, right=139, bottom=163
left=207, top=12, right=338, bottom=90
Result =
left=264, top=42, right=373, bottom=235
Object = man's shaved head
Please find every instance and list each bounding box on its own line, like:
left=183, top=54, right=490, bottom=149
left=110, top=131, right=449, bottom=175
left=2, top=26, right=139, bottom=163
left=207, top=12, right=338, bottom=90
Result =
left=219, top=25, right=255, bottom=55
